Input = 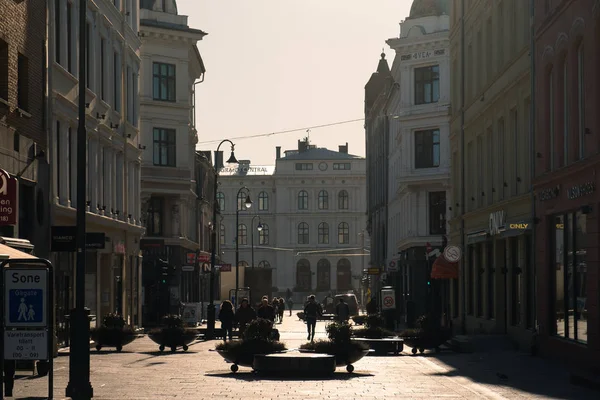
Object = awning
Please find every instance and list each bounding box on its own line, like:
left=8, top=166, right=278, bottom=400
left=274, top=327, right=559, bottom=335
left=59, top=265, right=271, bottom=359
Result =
left=0, top=243, right=37, bottom=263
left=431, top=254, right=458, bottom=279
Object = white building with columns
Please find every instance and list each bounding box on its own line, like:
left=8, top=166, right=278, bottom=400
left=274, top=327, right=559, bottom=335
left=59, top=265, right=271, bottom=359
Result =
left=217, top=139, right=368, bottom=303
left=48, top=0, right=145, bottom=334
left=384, top=2, right=451, bottom=318
left=137, top=0, right=207, bottom=324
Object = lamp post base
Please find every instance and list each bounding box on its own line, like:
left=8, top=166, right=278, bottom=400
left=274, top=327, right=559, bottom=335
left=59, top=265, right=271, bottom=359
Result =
left=205, top=304, right=216, bottom=340
left=65, top=308, right=93, bottom=399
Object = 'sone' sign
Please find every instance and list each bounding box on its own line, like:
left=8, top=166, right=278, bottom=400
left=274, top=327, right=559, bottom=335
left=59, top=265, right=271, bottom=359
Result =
left=0, top=168, right=17, bottom=225
left=4, top=269, right=48, bottom=327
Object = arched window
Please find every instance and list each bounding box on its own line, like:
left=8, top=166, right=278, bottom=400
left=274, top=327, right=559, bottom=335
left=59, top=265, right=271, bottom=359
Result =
left=338, top=222, right=349, bottom=244
left=216, top=192, right=225, bottom=211
left=296, top=259, right=311, bottom=291
left=316, top=259, right=331, bottom=291
left=219, top=223, right=225, bottom=245
left=336, top=258, right=352, bottom=291
left=318, top=190, right=329, bottom=210
left=338, top=190, right=349, bottom=210
left=237, top=223, right=248, bottom=245
left=258, top=223, right=269, bottom=245
left=258, top=260, right=271, bottom=268
left=318, top=222, right=329, bottom=244
left=237, top=191, right=247, bottom=211
left=258, top=191, right=269, bottom=211
left=298, top=222, right=309, bottom=244
left=298, top=190, right=309, bottom=210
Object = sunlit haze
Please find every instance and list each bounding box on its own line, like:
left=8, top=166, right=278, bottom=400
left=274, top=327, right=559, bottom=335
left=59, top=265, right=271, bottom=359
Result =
left=177, top=0, right=412, bottom=164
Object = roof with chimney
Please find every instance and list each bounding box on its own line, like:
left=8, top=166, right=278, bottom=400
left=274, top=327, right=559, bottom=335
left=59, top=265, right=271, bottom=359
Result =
left=281, top=148, right=362, bottom=161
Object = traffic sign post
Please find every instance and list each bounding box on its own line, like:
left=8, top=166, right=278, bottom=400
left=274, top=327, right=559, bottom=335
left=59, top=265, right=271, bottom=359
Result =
left=380, top=287, right=396, bottom=310
left=0, top=258, right=54, bottom=399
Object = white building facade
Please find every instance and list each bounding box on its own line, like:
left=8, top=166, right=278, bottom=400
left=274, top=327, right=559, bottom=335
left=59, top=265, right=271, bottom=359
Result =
left=138, top=0, right=207, bottom=325
left=48, top=0, right=145, bottom=336
left=385, top=7, right=451, bottom=318
left=218, top=140, right=368, bottom=303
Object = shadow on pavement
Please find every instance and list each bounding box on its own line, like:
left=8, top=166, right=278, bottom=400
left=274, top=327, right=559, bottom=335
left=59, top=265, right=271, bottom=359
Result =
left=205, top=371, right=373, bottom=381
left=420, top=336, right=599, bottom=400
left=136, top=350, right=199, bottom=356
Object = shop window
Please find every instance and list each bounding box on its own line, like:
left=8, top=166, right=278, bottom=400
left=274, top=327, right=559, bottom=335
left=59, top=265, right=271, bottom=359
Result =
left=486, top=242, right=495, bottom=319
left=552, top=212, right=587, bottom=343
left=467, top=245, right=475, bottom=315
left=525, top=234, right=535, bottom=328
left=296, top=259, right=311, bottom=291
left=428, top=191, right=446, bottom=234
left=476, top=243, right=483, bottom=317
left=510, top=236, right=522, bottom=326
left=316, top=259, right=330, bottom=291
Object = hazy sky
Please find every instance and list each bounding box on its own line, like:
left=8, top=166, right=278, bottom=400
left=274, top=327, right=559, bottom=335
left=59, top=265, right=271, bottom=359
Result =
left=177, top=0, right=413, bottom=165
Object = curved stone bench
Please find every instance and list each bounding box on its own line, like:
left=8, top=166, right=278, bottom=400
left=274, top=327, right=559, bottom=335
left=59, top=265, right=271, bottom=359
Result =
left=352, top=337, right=404, bottom=355
left=253, top=353, right=336, bottom=376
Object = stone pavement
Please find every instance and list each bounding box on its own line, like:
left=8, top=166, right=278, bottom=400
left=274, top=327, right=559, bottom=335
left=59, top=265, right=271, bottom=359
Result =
left=8, top=311, right=600, bottom=399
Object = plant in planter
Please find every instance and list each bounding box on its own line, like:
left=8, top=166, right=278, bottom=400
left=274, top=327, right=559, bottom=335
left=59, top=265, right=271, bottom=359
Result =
left=90, top=313, right=137, bottom=352
left=148, top=314, right=198, bottom=353
left=352, top=314, right=396, bottom=339
left=398, top=314, right=452, bottom=354
left=215, top=318, right=286, bottom=372
left=300, top=322, right=369, bottom=372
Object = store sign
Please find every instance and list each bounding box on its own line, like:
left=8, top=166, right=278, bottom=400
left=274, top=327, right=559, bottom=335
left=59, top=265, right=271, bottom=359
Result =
left=539, top=185, right=560, bottom=201
left=567, top=182, right=595, bottom=200
left=509, top=223, right=529, bottom=230
left=489, top=210, right=506, bottom=236
left=0, top=168, right=17, bottom=226
left=400, top=49, right=446, bottom=61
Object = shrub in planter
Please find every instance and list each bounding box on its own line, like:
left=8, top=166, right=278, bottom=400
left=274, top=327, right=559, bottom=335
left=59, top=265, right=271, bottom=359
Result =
left=365, top=314, right=385, bottom=329
left=352, top=326, right=396, bottom=339
left=90, top=313, right=136, bottom=352
left=398, top=314, right=452, bottom=354
left=300, top=322, right=369, bottom=370
left=148, top=314, right=198, bottom=352
left=351, top=315, right=367, bottom=325
left=215, top=318, right=286, bottom=369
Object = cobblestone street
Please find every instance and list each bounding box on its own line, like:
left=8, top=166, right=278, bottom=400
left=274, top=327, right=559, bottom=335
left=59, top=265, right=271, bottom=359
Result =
left=9, top=313, right=600, bottom=399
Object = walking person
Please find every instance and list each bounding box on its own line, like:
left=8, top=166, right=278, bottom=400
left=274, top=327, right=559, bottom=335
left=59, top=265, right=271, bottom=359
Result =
left=304, top=294, right=322, bottom=341
left=235, top=298, right=256, bottom=338
left=257, top=296, right=276, bottom=322
left=277, top=298, right=285, bottom=323
left=218, top=300, right=235, bottom=342
left=335, top=297, right=350, bottom=323
left=271, top=297, right=280, bottom=323
left=287, top=296, right=294, bottom=316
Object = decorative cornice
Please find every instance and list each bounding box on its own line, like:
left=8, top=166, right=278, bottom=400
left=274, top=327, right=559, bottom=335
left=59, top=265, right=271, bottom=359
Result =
left=569, top=18, right=585, bottom=39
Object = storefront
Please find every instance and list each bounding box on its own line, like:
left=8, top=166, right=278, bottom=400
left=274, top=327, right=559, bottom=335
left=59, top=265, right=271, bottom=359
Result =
left=457, top=197, right=536, bottom=349
left=536, top=171, right=599, bottom=370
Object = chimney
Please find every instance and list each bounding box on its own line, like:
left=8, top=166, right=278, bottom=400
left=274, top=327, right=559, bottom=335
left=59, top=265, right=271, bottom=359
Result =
left=276, top=146, right=281, bottom=160
left=298, top=139, right=308, bottom=153
left=339, top=142, right=348, bottom=154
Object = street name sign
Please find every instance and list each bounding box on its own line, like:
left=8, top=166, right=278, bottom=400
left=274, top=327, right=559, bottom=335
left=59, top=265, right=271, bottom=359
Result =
left=4, top=269, right=47, bottom=327
left=4, top=330, right=48, bottom=360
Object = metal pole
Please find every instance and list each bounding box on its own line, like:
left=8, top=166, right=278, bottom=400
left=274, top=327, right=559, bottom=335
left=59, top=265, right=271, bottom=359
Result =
left=207, top=167, right=219, bottom=339
left=66, top=0, right=93, bottom=398
left=529, top=0, right=537, bottom=331
left=235, top=207, right=239, bottom=309
left=460, top=0, right=467, bottom=335
left=251, top=217, right=254, bottom=269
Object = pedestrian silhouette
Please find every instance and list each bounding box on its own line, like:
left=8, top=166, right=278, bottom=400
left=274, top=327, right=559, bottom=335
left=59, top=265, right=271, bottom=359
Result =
left=17, top=298, right=27, bottom=321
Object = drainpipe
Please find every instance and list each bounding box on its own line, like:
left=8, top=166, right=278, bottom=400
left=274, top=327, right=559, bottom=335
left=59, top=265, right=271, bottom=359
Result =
left=460, top=0, right=467, bottom=335
left=529, top=0, right=538, bottom=335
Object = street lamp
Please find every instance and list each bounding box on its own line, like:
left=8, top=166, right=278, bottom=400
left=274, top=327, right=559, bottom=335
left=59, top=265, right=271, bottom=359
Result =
left=251, top=215, right=263, bottom=269
left=66, top=0, right=93, bottom=398
left=207, top=140, right=239, bottom=340
left=235, top=187, right=252, bottom=309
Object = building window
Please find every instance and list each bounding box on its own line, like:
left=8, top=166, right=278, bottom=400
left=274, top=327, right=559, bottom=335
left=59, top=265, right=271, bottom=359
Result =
left=258, top=223, right=269, bottom=245
left=298, top=190, right=308, bottom=210
left=552, top=212, right=587, bottom=343
left=338, top=190, right=349, bottom=210
left=85, top=22, right=91, bottom=89
left=101, top=38, right=106, bottom=101
left=114, top=51, right=121, bottom=112
left=55, top=0, right=61, bottom=65
left=0, top=40, right=7, bottom=100
left=152, top=62, right=176, bottom=101
left=17, top=54, right=29, bottom=111
left=415, top=129, right=440, bottom=169
left=577, top=44, right=585, bottom=159
left=13, top=133, right=19, bottom=152
left=296, top=259, right=311, bottom=291
left=414, top=65, right=440, bottom=105
left=549, top=69, right=555, bottom=170
left=318, top=222, right=329, bottom=244
left=237, top=223, right=247, bottom=245
left=336, top=258, right=352, bottom=291
left=318, top=190, right=329, bottom=210
left=498, top=118, right=505, bottom=199
left=297, top=222, right=309, bottom=244
left=219, top=224, right=225, bottom=246
left=467, top=245, right=475, bottom=315
left=316, top=259, right=331, bottom=291
left=476, top=244, right=484, bottom=317
left=333, top=163, right=351, bottom=170
left=66, top=1, right=73, bottom=73
left=258, top=260, right=270, bottom=268
left=428, top=191, right=446, bottom=234
left=147, top=197, right=163, bottom=236
left=258, top=191, right=269, bottom=211
left=152, top=128, right=176, bottom=166
left=295, top=163, right=313, bottom=170
left=216, top=192, right=225, bottom=211
left=563, top=59, right=569, bottom=165
left=236, top=191, right=248, bottom=211
left=338, top=222, right=349, bottom=244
